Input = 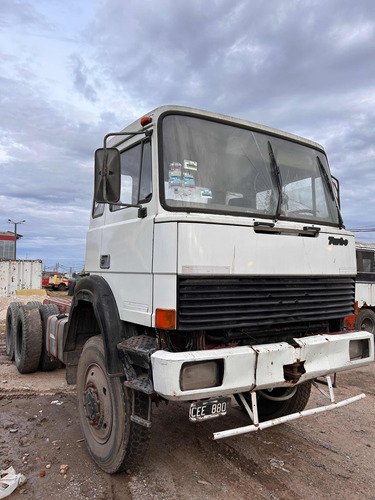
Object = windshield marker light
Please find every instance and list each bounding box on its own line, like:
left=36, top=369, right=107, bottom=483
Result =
left=156, top=309, right=176, bottom=329
left=140, top=116, right=152, bottom=127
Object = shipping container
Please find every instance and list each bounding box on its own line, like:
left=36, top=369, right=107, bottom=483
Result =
left=0, top=260, right=42, bottom=297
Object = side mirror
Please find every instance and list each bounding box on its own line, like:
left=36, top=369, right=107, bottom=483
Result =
left=94, top=148, right=121, bottom=204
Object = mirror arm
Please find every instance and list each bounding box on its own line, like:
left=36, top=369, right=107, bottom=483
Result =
left=100, top=129, right=152, bottom=218
left=103, top=129, right=152, bottom=152
left=108, top=200, right=147, bottom=218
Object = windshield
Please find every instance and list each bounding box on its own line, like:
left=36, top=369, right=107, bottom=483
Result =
left=161, top=114, right=340, bottom=226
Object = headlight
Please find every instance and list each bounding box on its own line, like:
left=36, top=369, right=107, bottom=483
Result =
left=349, top=339, right=370, bottom=360
left=180, top=360, right=223, bottom=391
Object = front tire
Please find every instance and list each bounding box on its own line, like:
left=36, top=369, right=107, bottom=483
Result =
left=77, top=336, right=150, bottom=473
left=235, top=381, right=312, bottom=422
left=355, top=308, right=375, bottom=333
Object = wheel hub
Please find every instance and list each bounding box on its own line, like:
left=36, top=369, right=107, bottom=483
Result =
left=83, top=364, right=113, bottom=444
left=85, top=384, right=100, bottom=425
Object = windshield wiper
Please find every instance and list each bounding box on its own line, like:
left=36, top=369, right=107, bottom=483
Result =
left=268, top=141, right=282, bottom=220
left=316, top=157, right=344, bottom=229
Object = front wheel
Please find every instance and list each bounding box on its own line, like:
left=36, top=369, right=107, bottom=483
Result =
left=235, top=381, right=312, bottom=422
left=77, top=336, right=151, bottom=473
left=355, top=308, right=375, bottom=333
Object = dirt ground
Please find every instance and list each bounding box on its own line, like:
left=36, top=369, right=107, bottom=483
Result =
left=1, top=296, right=375, bottom=500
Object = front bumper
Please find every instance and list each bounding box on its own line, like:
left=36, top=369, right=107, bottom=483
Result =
left=151, top=331, right=374, bottom=401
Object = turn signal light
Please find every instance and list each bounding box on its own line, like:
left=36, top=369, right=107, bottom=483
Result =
left=155, top=309, right=176, bottom=329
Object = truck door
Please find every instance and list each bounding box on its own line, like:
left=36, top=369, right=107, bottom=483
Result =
left=99, top=136, right=154, bottom=327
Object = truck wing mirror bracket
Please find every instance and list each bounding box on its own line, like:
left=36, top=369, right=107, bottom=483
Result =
left=94, top=129, right=151, bottom=218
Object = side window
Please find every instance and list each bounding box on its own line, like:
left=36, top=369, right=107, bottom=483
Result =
left=139, top=141, right=152, bottom=203
left=111, top=140, right=152, bottom=211
left=357, top=250, right=375, bottom=273
left=92, top=201, right=104, bottom=218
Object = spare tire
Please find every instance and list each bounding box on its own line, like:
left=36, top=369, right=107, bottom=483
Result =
left=27, top=301, right=42, bottom=309
left=235, top=381, right=312, bottom=422
left=5, top=302, right=21, bottom=361
left=39, top=304, right=60, bottom=371
left=14, top=305, right=43, bottom=374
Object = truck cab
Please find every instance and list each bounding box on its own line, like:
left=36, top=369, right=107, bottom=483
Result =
left=87, top=105, right=356, bottom=337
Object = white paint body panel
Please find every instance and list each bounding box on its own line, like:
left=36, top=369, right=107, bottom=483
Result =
left=86, top=202, right=155, bottom=326
left=177, top=222, right=356, bottom=276
left=151, top=331, right=374, bottom=401
left=0, top=260, right=42, bottom=297
left=356, top=282, right=375, bottom=308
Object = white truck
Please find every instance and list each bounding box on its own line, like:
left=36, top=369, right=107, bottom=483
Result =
left=344, top=242, right=375, bottom=333
left=6, top=105, right=374, bottom=473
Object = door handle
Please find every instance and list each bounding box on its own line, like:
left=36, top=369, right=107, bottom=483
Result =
left=100, top=254, right=110, bottom=269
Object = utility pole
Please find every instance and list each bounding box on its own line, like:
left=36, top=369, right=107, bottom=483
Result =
left=8, top=219, right=25, bottom=260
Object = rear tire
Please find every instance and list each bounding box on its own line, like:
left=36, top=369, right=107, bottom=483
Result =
left=27, top=301, right=42, bottom=309
left=235, top=381, right=312, bottom=422
left=5, top=302, right=21, bottom=361
left=355, top=308, right=375, bottom=333
left=14, top=305, right=43, bottom=374
left=38, top=304, right=60, bottom=371
left=77, top=336, right=151, bottom=473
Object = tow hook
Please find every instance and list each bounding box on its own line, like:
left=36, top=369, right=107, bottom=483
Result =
left=283, top=360, right=306, bottom=383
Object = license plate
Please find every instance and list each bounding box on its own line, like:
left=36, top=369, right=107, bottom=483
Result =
left=189, top=397, right=231, bottom=422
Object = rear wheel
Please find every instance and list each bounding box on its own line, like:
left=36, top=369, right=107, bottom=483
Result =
left=235, top=381, right=312, bottom=422
left=77, top=336, right=151, bottom=473
left=27, top=301, right=42, bottom=309
left=14, top=305, right=43, bottom=374
left=355, top=308, right=375, bottom=333
left=5, top=302, right=20, bottom=360
left=58, top=283, right=67, bottom=292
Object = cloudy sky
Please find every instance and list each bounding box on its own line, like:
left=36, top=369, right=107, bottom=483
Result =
left=1, top=0, right=374, bottom=271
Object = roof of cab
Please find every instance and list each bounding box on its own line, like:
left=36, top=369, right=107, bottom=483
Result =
left=108, top=105, right=325, bottom=152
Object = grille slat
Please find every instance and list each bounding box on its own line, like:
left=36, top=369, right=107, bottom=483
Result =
left=180, top=297, right=353, bottom=310
left=177, top=276, right=355, bottom=331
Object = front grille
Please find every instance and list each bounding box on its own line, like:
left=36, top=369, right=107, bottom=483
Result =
left=177, top=276, right=355, bottom=331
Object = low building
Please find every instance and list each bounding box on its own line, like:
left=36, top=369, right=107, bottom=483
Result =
left=0, top=231, right=22, bottom=260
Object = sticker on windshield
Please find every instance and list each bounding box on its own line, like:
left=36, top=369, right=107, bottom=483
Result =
left=183, top=173, right=195, bottom=189
left=169, top=162, right=182, bottom=172
left=169, top=177, right=182, bottom=187
left=201, top=188, right=212, bottom=199
left=184, top=160, right=198, bottom=171
left=169, top=163, right=182, bottom=188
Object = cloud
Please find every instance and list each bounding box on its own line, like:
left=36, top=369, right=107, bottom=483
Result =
left=69, top=54, right=98, bottom=102
left=0, top=0, right=49, bottom=29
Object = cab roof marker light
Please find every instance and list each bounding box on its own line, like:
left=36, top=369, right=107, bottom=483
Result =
left=140, top=116, right=152, bottom=127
